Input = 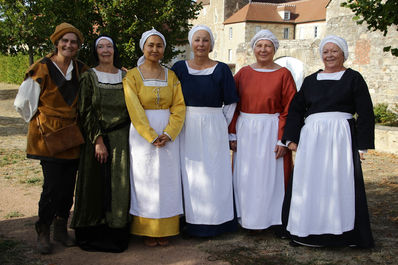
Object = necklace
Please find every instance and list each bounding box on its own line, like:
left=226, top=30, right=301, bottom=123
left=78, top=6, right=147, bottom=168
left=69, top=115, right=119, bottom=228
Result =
left=139, top=65, right=163, bottom=80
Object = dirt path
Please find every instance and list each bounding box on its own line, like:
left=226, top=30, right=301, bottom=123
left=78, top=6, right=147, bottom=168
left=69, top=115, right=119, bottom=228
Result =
left=1, top=83, right=397, bottom=265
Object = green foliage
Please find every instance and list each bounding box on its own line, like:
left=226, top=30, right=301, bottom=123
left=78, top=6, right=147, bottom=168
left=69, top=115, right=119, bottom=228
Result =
left=342, top=0, right=398, bottom=57
left=23, top=176, right=42, bottom=185
left=0, top=54, right=38, bottom=84
left=92, top=0, right=202, bottom=68
left=374, top=103, right=398, bottom=126
left=0, top=0, right=202, bottom=68
left=0, top=0, right=102, bottom=65
left=4, top=211, right=24, bottom=219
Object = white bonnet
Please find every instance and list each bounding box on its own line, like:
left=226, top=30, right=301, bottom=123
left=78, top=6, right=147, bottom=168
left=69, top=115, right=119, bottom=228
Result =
left=95, top=36, right=114, bottom=48
left=137, top=28, right=166, bottom=66
left=319, top=35, right=348, bottom=61
left=188, top=25, right=215, bottom=52
left=139, top=28, right=166, bottom=51
left=250, top=29, right=279, bottom=52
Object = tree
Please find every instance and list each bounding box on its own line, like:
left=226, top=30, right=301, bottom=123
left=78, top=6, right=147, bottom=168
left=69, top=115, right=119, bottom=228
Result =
left=0, top=0, right=101, bottom=65
left=93, top=0, right=202, bottom=68
left=342, top=0, right=398, bottom=57
left=0, top=0, right=202, bottom=68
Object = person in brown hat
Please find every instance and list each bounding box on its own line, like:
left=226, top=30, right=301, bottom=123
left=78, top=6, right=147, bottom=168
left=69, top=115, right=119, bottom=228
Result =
left=14, top=22, right=88, bottom=254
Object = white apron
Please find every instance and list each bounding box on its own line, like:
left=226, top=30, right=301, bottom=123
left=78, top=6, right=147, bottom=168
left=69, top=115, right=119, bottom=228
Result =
left=287, top=112, right=355, bottom=236
left=129, top=109, right=183, bottom=219
left=233, top=112, right=284, bottom=229
left=180, top=107, right=234, bottom=224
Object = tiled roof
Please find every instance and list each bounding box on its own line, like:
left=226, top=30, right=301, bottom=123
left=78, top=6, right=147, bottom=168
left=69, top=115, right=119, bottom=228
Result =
left=224, top=0, right=330, bottom=25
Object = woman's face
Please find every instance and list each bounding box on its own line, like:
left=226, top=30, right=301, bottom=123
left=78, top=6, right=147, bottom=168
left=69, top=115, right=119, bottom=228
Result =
left=253, top=39, right=275, bottom=64
left=143, top=35, right=165, bottom=63
left=56, top=33, right=79, bottom=59
left=191, top=30, right=211, bottom=58
left=96, top=39, right=114, bottom=65
left=322, top=42, right=345, bottom=70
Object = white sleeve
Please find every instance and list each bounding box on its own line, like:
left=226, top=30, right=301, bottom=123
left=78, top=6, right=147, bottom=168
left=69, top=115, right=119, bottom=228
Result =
left=222, top=103, right=237, bottom=126
left=14, top=77, right=40, bottom=122
left=277, top=140, right=288, bottom=147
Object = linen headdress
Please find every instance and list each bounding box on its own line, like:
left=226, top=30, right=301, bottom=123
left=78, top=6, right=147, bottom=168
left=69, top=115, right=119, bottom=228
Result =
left=95, top=36, right=114, bottom=48
left=250, top=29, right=279, bottom=52
left=93, top=35, right=121, bottom=68
left=188, top=25, right=215, bottom=52
left=137, top=28, right=166, bottom=66
left=50, top=22, right=84, bottom=45
left=319, top=35, right=349, bottom=61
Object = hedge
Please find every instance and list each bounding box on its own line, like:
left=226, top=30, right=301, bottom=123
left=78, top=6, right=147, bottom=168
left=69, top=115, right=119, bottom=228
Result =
left=0, top=54, right=38, bottom=84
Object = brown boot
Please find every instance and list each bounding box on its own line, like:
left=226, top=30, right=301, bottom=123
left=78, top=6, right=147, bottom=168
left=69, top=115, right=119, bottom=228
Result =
left=53, top=217, right=75, bottom=247
left=35, top=222, right=52, bottom=254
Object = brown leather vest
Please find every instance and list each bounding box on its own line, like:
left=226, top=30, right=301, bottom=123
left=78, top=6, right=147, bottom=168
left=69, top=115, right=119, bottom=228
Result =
left=26, top=56, right=87, bottom=160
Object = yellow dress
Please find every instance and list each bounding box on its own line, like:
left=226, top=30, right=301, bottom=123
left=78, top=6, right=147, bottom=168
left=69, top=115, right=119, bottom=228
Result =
left=123, top=67, right=185, bottom=237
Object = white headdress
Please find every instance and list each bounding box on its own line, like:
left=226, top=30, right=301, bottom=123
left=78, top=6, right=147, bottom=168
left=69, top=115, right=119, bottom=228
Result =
left=188, top=25, right=215, bottom=52
left=137, top=28, right=166, bottom=66
left=250, top=29, right=279, bottom=52
left=319, top=35, right=348, bottom=61
left=95, top=36, right=114, bottom=48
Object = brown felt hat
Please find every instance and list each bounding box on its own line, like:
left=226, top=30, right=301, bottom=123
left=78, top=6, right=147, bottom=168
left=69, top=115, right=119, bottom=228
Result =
left=50, top=22, right=84, bottom=44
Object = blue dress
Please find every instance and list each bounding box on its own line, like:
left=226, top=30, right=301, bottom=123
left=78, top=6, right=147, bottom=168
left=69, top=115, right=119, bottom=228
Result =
left=172, top=61, right=239, bottom=237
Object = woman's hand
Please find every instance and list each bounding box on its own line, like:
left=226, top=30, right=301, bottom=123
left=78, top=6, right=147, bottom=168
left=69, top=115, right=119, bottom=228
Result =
left=153, top=134, right=170, bottom=148
left=229, top=141, right=237, bottom=152
left=95, top=136, right=108, bottom=164
left=287, top=142, right=297, bottom=151
left=274, top=145, right=287, bottom=159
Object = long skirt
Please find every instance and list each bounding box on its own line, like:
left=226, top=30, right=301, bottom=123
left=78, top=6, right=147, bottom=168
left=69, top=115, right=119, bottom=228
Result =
left=71, top=125, right=130, bottom=252
left=180, top=107, right=235, bottom=236
left=234, top=112, right=285, bottom=229
left=129, top=109, right=182, bottom=237
left=284, top=112, right=374, bottom=247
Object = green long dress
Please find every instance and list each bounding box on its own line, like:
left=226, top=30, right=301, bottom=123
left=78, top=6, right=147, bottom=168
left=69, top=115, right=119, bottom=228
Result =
left=71, top=68, right=130, bottom=252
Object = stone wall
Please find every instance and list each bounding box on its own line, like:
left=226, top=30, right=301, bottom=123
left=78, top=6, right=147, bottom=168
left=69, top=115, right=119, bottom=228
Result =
left=375, top=125, right=398, bottom=155
left=236, top=0, right=398, bottom=106
left=296, top=22, right=326, bottom=40
left=325, top=0, right=398, bottom=106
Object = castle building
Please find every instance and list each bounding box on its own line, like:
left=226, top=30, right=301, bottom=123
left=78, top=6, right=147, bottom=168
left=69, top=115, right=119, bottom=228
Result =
left=173, top=0, right=398, bottom=105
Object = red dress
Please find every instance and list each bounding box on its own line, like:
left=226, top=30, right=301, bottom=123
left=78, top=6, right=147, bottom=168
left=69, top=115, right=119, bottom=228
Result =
left=229, top=66, right=297, bottom=187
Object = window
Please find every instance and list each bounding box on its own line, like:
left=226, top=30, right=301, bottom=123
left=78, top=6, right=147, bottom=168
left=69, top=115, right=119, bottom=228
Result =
left=228, top=49, right=232, bottom=61
left=314, top=26, right=318, bottom=38
left=229, top=27, right=233, bottom=40
left=255, top=26, right=261, bottom=33
left=283, top=28, right=289, bottom=39
left=284, top=11, right=290, bottom=20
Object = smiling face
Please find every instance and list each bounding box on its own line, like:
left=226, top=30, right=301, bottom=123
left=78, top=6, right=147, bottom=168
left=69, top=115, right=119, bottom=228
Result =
left=191, top=30, right=211, bottom=58
left=322, top=42, right=345, bottom=72
left=143, top=35, right=165, bottom=63
left=253, top=39, right=275, bottom=65
left=96, top=39, right=114, bottom=65
left=55, top=32, right=79, bottom=59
